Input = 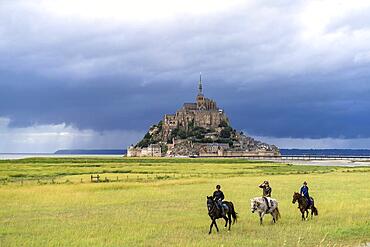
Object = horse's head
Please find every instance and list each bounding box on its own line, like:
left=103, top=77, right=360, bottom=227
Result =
left=250, top=199, right=260, bottom=213
left=292, top=192, right=300, bottom=204
left=206, top=196, right=214, bottom=212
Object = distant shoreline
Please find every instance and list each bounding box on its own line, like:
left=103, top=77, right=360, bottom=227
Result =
left=4, top=148, right=370, bottom=156
left=1, top=152, right=370, bottom=166
left=0, top=154, right=124, bottom=160
left=54, top=149, right=126, bottom=155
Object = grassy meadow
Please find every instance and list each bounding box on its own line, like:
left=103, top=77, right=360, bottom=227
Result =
left=0, top=157, right=369, bottom=246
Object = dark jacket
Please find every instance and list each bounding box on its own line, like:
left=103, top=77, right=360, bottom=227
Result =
left=300, top=185, right=309, bottom=198
left=213, top=190, right=225, bottom=201
left=259, top=184, right=272, bottom=197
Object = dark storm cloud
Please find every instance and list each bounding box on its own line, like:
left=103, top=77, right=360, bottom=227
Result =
left=1, top=0, right=370, bottom=146
left=217, top=73, right=370, bottom=139
left=0, top=71, right=191, bottom=131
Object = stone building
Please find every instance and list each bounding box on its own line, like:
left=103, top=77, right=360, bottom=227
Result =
left=127, top=144, right=161, bottom=157
left=162, top=75, right=229, bottom=141
left=199, top=143, right=230, bottom=157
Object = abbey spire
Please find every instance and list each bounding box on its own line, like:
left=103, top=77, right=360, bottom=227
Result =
left=198, top=72, right=203, bottom=95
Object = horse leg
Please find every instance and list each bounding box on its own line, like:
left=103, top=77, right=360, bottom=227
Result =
left=223, top=216, right=228, bottom=228
left=272, top=211, right=276, bottom=223
left=259, top=212, right=264, bottom=225
left=311, top=209, right=313, bottom=219
left=209, top=220, right=213, bottom=234
left=306, top=210, right=309, bottom=219
left=301, top=209, right=305, bottom=221
left=214, top=219, right=219, bottom=232
left=228, top=213, right=232, bottom=231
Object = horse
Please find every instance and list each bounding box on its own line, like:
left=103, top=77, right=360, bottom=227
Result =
left=206, top=196, right=237, bottom=234
left=292, top=192, right=318, bottom=220
left=250, top=197, right=281, bottom=225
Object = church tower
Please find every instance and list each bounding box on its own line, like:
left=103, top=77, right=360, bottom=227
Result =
left=198, top=73, right=203, bottom=95
left=196, top=73, right=206, bottom=110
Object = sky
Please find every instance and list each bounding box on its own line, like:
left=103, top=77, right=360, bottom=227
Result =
left=1, top=0, right=370, bottom=152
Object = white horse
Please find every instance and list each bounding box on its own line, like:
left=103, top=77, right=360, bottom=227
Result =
left=250, top=197, right=281, bottom=224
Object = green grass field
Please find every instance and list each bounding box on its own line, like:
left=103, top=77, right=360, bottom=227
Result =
left=0, top=157, right=369, bottom=246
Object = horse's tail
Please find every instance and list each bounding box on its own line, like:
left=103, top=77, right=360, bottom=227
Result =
left=231, top=210, right=238, bottom=224
left=312, top=206, right=318, bottom=216
left=228, top=202, right=238, bottom=224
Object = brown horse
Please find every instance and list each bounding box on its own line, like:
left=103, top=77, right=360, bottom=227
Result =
left=206, top=196, right=237, bottom=234
left=292, top=192, right=318, bottom=220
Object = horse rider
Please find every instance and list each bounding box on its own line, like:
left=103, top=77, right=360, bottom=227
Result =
left=259, top=180, right=272, bottom=211
left=300, top=181, right=311, bottom=207
left=213, top=184, right=225, bottom=217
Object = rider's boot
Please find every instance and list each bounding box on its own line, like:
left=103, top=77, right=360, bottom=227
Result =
left=264, top=197, right=270, bottom=212
left=221, top=206, right=225, bottom=217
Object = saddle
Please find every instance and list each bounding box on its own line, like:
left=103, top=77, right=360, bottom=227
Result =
left=306, top=197, right=314, bottom=207
left=216, top=201, right=229, bottom=211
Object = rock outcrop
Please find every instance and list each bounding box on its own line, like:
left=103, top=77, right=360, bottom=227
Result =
left=128, top=76, right=280, bottom=157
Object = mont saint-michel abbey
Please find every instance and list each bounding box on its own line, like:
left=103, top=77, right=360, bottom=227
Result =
left=162, top=76, right=229, bottom=141
left=128, top=76, right=279, bottom=157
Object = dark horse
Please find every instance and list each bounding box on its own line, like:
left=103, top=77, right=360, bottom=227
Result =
left=206, top=196, right=237, bottom=234
left=292, top=192, right=318, bottom=220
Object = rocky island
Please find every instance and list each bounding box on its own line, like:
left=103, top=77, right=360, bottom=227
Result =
left=128, top=76, right=280, bottom=157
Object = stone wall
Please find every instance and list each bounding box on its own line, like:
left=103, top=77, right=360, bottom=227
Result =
left=200, top=150, right=278, bottom=157
left=127, top=144, right=162, bottom=157
left=127, top=146, right=141, bottom=157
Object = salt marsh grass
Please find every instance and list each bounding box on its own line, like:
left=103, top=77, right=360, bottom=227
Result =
left=0, top=157, right=369, bottom=246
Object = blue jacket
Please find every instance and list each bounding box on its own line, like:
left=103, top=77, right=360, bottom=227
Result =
left=300, top=185, right=309, bottom=198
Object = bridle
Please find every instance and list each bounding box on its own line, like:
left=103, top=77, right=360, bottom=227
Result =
left=292, top=193, right=300, bottom=204
left=207, top=199, right=216, bottom=214
left=251, top=201, right=258, bottom=213
left=293, top=193, right=306, bottom=209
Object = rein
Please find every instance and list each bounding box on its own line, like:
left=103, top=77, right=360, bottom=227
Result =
left=209, top=200, right=226, bottom=219
left=208, top=202, right=218, bottom=216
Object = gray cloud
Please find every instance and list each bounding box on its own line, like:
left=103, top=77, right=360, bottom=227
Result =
left=1, top=1, right=370, bottom=151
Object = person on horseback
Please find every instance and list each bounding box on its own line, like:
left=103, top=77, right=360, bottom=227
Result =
left=213, top=185, right=225, bottom=217
left=259, top=181, right=272, bottom=211
left=300, top=181, right=311, bottom=207
left=259, top=180, right=272, bottom=197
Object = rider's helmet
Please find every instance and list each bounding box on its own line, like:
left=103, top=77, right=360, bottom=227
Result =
left=216, top=184, right=221, bottom=189
left=303, top=181, right=307, bottom=185
left=264, top=180, right=269, bottom=185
